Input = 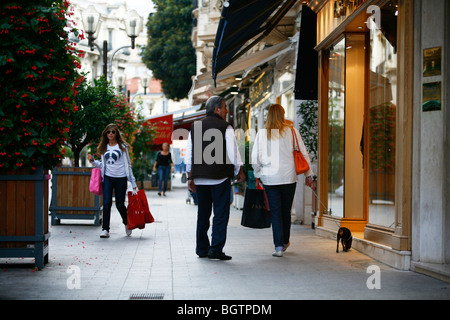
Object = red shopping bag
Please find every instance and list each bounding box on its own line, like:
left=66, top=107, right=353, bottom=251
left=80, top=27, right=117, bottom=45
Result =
left=127, top=191, right=146, bottom=230
left=136, top=189, right=154, bottom=223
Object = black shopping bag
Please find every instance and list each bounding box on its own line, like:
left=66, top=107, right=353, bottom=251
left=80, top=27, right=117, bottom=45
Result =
left=241, top=188, right=271, bottom=229
left=151, top=172, right=158, bottom=188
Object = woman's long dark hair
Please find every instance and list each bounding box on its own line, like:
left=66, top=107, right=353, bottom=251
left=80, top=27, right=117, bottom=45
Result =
left=96, top=123, right=128, bottom=155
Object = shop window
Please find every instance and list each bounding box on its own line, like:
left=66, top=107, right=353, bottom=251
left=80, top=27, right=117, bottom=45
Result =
left=327, top=33, right=366, bottom=220
left=368, top=0, right=398, bottom=228
left=327, top=37, right=345, bottom=218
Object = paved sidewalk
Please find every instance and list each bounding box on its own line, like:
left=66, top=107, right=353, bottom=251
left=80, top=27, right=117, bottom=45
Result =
left=0, top=185, right=449, bottom=300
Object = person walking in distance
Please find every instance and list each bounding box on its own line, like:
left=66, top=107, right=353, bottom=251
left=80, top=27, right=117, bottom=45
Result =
left=88, top=123, right=137, bottom=238
left=251, top=104, right=314, bottom=257
left=186, top=96, right=245, bottom=260
left=152, top=142, right=174, bottom=196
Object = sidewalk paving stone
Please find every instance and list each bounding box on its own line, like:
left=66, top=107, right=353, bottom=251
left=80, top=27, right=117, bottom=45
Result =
left=1, top=186, right=449, bottom=301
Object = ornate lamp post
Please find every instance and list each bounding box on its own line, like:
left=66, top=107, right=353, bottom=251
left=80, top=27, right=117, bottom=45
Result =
left=124, top=10, right=144, bottom=50
left=81, top=5, right=143, bottom=79
left=141, top=74, right=150, bottom=95
left=115, top=70, right=126, bottom=92
left=81, top=5, right=101, bottom=51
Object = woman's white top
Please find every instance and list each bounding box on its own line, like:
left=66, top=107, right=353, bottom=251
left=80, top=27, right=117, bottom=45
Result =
left=104, top=144, right=126, bottom=178
left=251, top=126, right=313, bottom=186
left=92, top=143, right=137, bottom=189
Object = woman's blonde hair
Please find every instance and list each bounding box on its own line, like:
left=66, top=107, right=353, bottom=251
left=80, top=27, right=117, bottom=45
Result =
left=97, top=123, right=128, bottom=155
left=265, top=104, right=289, bottom=140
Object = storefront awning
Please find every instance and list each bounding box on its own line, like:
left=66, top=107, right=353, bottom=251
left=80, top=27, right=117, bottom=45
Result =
left=212, top=0, right=298, bottom=85
left=173, top=110, right=206, bottom=132
left=197, top=40, right=293, bottom=88
left=294, top=5, right=318, bottom=100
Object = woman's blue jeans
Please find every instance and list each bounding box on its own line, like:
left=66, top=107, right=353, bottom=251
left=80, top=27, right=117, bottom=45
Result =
left=158, top=165, right=170, bottom=192
left=264, top=183, right=297, bottom=249
left=102, top=175, right=128, bottom=231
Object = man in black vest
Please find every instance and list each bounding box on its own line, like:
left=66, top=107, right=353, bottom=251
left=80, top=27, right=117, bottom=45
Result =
left=186, top=96, right=245, bottom=260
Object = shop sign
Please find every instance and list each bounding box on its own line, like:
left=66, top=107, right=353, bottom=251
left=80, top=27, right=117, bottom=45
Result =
left=422, top=82, right=441, bottom=112
left=250, top=70, right=273, bottom=108
left=334, top=0, right=366, bottom=18
left=423, top=47, right=442, bottom=77
left=144, top=114, right=173, bottom=145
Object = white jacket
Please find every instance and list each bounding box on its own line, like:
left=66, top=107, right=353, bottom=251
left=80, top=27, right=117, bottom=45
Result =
left=251, top=127, right=313, bottom=185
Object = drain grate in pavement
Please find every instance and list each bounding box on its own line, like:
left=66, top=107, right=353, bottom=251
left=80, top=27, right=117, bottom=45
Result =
left=129, top=293, right=164, bottom=300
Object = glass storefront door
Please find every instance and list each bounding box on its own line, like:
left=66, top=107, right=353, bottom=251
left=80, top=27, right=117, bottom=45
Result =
left=327, top=34, right=366, bottom=220
left=368, top=0, right=398, bottom=228
left=325, top=0, right=398, bottom=227
left=327, top=37, right=346, bottom=218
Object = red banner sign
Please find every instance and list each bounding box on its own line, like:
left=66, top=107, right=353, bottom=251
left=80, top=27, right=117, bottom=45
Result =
left=144, top=114, right=173, bottom=145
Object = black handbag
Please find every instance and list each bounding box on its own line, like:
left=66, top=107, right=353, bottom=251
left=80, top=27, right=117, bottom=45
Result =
left=241, top=188, right=271, bottom=229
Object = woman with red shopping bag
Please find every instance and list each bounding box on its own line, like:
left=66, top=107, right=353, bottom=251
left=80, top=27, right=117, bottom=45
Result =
left=88, top=123, right=138, bottom=238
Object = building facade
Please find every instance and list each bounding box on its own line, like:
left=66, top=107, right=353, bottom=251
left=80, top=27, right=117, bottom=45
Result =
left=192, top=0, right=449, bottom=280
left=309, top=0, right=449, bottom=277
left=191, top=0, right=310, bottom=220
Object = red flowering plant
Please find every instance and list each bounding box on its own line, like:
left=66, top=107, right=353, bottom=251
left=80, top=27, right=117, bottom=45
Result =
left=0, top=1, right=84, bottom=171
left=110, top=94, right=138, bottom=149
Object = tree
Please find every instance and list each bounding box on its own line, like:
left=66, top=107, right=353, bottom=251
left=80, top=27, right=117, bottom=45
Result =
left=67, top=76, right=137, bottom=166
left=140, top=0, right=196, bottom=101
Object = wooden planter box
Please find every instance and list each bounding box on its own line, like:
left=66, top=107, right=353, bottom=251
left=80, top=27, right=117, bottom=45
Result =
left=142, top=179, right=171, bottom=190
left=0, top=166, right=50, bottom=268
left=49, top=167, right=102, bottom=226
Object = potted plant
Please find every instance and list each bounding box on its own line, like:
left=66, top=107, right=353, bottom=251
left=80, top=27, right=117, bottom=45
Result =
left=0, top=1, right=83, bottom=268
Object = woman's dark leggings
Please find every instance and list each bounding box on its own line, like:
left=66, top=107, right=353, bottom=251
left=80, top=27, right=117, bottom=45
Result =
left=102, top=175, right=128, bottom=231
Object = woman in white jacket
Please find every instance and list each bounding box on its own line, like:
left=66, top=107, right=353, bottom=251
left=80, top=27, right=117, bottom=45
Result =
left=252, top=104, right=314, bottom=257
left=88, top=123, right=137, bottom=238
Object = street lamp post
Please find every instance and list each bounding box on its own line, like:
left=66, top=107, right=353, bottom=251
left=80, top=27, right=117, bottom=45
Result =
left=81, top=5, right=101, bottom=51
left=81, top=5, right=143, bottom=79
left=124, top=10, right=143, bottom=50
left=141, top=74, right=150, bottom=95
left=115, top=70, right=126, bottom=92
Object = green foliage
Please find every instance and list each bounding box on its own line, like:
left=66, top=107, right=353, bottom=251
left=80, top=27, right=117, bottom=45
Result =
left=131, top=106, right=156, bottom=183
left=297, top=100, right=318, bottom=162
left=68, top=76, right=138, bottom=166
left=0, top=1, right=83, bottom=170
left=140, top=0, right=196, bottom=101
